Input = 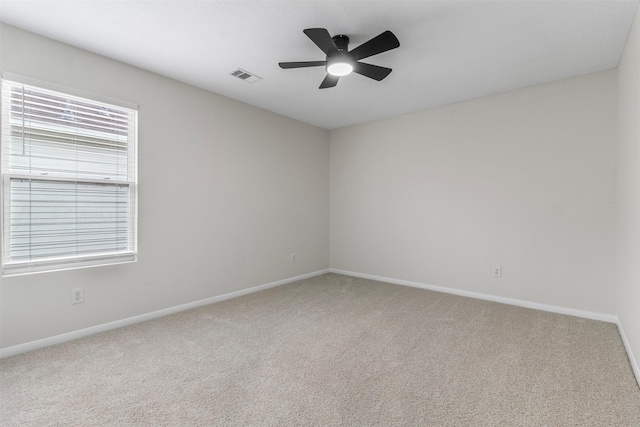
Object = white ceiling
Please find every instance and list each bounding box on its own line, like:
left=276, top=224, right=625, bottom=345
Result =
left=0, top=0, right=637, bottom=129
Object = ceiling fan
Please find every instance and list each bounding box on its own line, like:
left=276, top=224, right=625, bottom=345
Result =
left=279, top=28, right=400, bottom=89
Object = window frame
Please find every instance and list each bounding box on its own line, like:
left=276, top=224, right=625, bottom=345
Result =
left=1, top=74, right=138, bottom=276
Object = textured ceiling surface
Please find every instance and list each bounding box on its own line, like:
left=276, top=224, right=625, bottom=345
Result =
left=0, top=0, right=637, bottom=129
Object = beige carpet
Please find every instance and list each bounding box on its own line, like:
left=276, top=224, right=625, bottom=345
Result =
left=1, top=273, right=639, bottom=426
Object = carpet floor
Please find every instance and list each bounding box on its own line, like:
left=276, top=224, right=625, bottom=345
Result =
left=1, top=273, right=639, bottom=426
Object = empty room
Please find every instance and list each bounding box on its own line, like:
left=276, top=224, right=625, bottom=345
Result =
left=1, top=0, right=640, bottom=425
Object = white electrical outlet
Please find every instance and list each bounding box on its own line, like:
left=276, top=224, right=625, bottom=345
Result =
left=493, top=266, right=502, bottom=278
left=71, top=287, right=84, bottom=304
left=291, top=253, right=296, bottom=263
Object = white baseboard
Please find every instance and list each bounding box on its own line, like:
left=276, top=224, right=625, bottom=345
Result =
left=616, top=319, right=640, bottom=388
left=329, top=268, right=618, bottom=323
left=0, top=269, right=330, bottom=359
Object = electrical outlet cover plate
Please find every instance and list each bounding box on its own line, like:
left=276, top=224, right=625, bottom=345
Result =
left=493, top=266, right=502, bottom=277
left=72, top=287, right=84, bottom=304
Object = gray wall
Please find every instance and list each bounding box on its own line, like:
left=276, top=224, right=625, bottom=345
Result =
left=330, top=70, right=617, bottom=315
left=0, top=24, right=330, bottom=348
left=616, top=6, right=640, bottom=381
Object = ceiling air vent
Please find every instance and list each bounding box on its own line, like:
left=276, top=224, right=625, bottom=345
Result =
left=229, top=68, right=262, bottom=83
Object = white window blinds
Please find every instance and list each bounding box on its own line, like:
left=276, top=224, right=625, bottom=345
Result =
left=1, top=78, right=137, bottom=276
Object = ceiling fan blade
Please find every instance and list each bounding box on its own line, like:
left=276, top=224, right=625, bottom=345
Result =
left=353, top=62, right=392, bottom=81
left=319, top=74, right=339, bottom=89
left=304, top=28, right=339, bottom=55
left=350, top=30, right=400, bottom=61
left=279, top=61, right=326, bottom=69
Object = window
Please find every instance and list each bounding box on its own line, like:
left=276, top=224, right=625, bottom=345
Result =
left=1, top=78, right=137, bottom=276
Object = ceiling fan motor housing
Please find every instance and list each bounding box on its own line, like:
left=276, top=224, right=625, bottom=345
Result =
left=332, top=35, right=350, bottom=51
left=327, top=35, right=354, bottom=76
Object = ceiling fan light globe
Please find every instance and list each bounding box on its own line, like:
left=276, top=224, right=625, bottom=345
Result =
left=327, top=62, right=354, bottom=76
left=326, top=52, right=355, bottom=76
